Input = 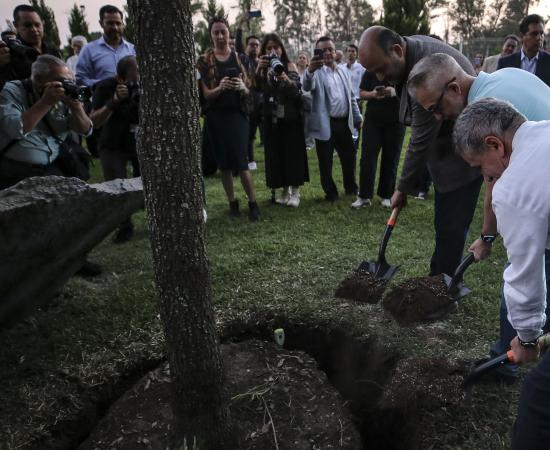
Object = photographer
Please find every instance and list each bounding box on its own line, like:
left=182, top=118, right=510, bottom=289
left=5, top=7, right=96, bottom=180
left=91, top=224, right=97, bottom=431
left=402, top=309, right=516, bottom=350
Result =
left=90, top=56, right=140, bottom=244
left=0, top=5, right=61, bottom=89
left=255, top=33, right=309, bottom=207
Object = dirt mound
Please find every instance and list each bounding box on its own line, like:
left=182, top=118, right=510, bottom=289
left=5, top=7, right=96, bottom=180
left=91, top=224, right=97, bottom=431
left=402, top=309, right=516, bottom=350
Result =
left=382, top=275, right=456, bottom=326
left=335, top=270, right=387, bottom=304
left=79, top=339, right=362, bottom=450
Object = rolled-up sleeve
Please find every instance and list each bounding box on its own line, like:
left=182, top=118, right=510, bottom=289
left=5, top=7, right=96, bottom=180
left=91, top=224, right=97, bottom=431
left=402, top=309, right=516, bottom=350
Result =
left=496, top=200, right=548, bottom=342
left=0, top=84, right=26, bottom=141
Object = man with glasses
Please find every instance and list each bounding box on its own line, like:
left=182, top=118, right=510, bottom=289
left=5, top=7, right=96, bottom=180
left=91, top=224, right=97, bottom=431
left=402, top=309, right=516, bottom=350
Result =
left=357, top=26, right=482, bottom=279
left=498, top=14, right=550, bottom=87
left=303, top=36, right=363, bottom=201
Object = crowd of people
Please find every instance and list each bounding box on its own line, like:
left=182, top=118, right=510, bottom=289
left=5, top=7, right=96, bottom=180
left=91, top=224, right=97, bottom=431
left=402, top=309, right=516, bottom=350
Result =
left=1, top=3, right=550, bottom=448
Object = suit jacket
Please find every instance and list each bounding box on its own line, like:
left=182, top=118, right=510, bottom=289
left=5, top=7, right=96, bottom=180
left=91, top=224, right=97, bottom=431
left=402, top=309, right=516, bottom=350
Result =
left=497, top=50, right=550, bottom=87
left=397, top=35, right=481, bottom=194
left=302, top=65, right=362, bottom=141
left=480, top=54, right=500, bottom=74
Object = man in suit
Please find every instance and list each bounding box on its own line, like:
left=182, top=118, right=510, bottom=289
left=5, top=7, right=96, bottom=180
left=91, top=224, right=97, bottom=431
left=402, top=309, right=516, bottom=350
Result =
left=358, top=26, right=482, bottom=278
left=498, top=14, right=550, bottom=86
left=303, top=36, right=363, bottom=201
left=480, top=35, right=520, bottom=74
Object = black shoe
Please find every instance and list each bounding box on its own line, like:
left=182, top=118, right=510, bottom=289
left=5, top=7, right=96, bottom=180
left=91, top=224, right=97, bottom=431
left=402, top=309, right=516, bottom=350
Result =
left=325, top=193, right=338, bottom=202
left=229, top=199, right=240, bottom=217
left=113, top=225, right=134, bottom=244
left=75, top=260, right=102, bottom=277
left=248, top=201, right=260, bottom=221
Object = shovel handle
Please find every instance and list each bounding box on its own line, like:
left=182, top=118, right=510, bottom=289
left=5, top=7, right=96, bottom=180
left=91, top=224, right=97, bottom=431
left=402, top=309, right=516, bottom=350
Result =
left=507, top=334, right=550, bottom=364
left=450, top=253, right=477, bottom=289
left=378, top=208, right=400, bottom=261
left=387, top=207, right=400, bottom=228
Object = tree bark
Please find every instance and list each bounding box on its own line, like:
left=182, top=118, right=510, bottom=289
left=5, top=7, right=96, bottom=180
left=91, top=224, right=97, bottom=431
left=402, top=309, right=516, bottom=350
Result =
left=127, top=1, right=236, bottom=448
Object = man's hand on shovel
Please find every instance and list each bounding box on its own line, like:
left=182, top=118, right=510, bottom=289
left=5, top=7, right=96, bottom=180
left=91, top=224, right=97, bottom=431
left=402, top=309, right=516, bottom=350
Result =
left=469, top=238, right=492, bottom=261
left=390, top=190, right=407, bottom=209
left=510, top=336, right=540, bottom=364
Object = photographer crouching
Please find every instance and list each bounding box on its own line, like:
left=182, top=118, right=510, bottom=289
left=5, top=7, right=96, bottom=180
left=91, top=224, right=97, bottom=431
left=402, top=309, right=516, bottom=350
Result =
left=90, top=56, right=140, bottom=244
left=255, top=33, right=309, bottom=207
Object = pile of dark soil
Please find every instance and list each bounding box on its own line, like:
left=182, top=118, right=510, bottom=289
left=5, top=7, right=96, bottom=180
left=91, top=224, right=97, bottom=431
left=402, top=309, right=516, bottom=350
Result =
left=382, top=275, right=456, bottom=326
left=335, top=270, right=387, bottom=304
left=79, top=339, right=361, bottom=449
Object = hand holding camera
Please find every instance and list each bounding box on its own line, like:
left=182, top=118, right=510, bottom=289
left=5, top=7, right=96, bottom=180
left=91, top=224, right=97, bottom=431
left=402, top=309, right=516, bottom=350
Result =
left=0, top=41, right=10, bottom=67
left=41, top=81, right=67, bottom=106
left=114, top=83, right=129, bottom=103
left=308, top=49, right=324, bottom=73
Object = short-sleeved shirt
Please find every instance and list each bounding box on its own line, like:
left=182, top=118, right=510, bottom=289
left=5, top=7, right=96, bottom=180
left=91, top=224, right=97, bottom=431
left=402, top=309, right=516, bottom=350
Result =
left=359, top=71, right=400, bottom=123
left=198, top=51, right=243, bottom=111
left=92, top=77, right=139, bottom=153
left=0, top=80, right=77, bottom=165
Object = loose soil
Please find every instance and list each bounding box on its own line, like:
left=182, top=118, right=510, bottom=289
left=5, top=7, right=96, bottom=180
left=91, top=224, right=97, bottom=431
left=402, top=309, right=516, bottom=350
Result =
left=79, top=339, right=362, bottom=449
left=335, top=270, right=387, bottom=304
left=382, top=275, right=456, bottom=326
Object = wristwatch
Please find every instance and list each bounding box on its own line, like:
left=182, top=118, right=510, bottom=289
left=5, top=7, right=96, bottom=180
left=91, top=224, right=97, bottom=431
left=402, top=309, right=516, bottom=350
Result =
left=480, top=234, right=497, bottom=244
left=518, top=335, right=540, bottom=348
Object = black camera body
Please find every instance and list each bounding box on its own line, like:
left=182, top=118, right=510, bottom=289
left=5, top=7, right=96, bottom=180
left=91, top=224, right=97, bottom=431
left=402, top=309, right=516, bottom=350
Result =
left=268, top=55, right=285, bottom=76
left=60, top=79, right=92, bottom=102
left=2, top=36, right=39, bottom=60
left=126, top=81, right=140, bottom=103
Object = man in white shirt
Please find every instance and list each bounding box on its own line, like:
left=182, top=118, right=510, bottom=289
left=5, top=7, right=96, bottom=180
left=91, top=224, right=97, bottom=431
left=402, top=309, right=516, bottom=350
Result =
left=303, top=36, right=363, bottom=201
left=454, top=98, right=550, bottom=450
left=339, top=44, right=366, bottom=145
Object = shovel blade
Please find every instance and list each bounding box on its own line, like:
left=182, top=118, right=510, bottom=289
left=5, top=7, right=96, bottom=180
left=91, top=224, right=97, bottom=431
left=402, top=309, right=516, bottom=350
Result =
left=357, top=260, right=399, bottom=280
left=442, top=273, right=472, bottom=300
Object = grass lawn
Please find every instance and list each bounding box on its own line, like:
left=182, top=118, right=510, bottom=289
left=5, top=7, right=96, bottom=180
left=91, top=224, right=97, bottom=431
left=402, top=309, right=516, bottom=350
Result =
left=0, top=130, right=521, bottom=449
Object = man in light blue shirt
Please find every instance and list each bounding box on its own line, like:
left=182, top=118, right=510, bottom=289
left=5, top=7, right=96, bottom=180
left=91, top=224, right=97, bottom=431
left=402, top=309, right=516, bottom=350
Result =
left=76, top=5, right=135, bottom=87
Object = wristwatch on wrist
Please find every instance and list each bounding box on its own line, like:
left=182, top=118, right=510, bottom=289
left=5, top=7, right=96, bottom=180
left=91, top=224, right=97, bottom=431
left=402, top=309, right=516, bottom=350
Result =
left=480, top=234, right=497, bottom=244
left=518, top=335, right=540, bottom=348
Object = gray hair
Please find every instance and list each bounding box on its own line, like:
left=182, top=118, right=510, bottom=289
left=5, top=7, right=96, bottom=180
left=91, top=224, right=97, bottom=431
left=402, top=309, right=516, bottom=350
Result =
left=31, top=55, right=67, bottom=82
left=407, top=53, right=463, bottom=98
left=71, top=35, right=87, bottom=46
left=453, top=98, right=526, bottom=157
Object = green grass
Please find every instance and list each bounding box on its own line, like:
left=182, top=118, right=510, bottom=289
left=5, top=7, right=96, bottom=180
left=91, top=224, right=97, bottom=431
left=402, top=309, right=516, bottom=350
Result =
left=0, top=132, right=519, bottom=449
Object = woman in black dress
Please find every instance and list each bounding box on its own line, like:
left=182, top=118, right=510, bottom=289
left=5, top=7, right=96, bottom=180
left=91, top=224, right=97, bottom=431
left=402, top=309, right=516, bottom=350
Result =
left=255, top=33, right=309, bottom=207
left=197, top=17, right=260, bottom=221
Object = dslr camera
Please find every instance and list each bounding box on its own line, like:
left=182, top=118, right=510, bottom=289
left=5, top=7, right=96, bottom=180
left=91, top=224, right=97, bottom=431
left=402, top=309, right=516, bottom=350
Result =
left=126, top=81, right=140, bottom=103
left=268, top=55, right=284, bottom=76
left=2, top=35, right=39, bottom=60
left=60, top=78, right=92, bottom=102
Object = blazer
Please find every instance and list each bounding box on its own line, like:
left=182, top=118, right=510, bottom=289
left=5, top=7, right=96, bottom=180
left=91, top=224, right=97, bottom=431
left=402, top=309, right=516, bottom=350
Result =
left=497, top=50, right=550, bottom=87
left=302, top=65, right=362, bottom=141
left=397, top=35, right=481, bottom=194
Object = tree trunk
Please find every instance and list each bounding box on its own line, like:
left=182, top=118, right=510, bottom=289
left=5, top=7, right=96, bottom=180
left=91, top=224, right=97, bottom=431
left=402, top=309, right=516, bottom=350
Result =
left=127, top=1, right=236, bottom=448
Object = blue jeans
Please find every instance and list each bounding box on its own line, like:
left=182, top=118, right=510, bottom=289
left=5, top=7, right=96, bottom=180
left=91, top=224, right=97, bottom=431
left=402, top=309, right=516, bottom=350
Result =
left=490, top=249, right=550, bottom=374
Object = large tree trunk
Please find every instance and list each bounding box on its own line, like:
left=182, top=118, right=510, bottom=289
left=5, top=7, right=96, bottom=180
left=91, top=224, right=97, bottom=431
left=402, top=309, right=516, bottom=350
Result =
left=127, top=1, right=236, bottom=448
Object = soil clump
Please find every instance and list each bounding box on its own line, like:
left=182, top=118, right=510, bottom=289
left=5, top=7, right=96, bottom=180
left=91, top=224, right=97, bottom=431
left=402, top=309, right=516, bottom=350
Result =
left=335, top=270, right=387, bottom=304
left=79, top=339, right=361, bottom=449
left=382, top=275, right=455, bottom=326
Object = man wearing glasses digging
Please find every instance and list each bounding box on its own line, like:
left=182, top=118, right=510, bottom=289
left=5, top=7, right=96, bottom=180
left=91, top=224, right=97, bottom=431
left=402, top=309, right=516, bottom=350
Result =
left=358, top=26, right=482, bottom=278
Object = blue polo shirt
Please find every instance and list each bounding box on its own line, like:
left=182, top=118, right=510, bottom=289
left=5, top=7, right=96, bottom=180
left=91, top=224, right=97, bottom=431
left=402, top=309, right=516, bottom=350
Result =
left=469, top=68, right=550, bottom=120
left=76, top=36, right=135, bottom=87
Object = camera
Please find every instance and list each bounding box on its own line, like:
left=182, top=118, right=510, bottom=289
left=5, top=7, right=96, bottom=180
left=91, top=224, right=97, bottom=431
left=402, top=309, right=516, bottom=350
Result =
left=2, top=35, right=39, bottom=59
left=60, top=79, right=92, bottom=102
left=268, top=55, right=284, bottom=76
left=126, top=81, right=140, bottom=103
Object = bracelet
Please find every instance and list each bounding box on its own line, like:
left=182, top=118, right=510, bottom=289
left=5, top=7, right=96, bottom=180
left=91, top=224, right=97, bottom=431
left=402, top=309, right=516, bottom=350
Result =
left=480, top=234, right=497, bottom=244
left=518, top=335, right=540, bottom=348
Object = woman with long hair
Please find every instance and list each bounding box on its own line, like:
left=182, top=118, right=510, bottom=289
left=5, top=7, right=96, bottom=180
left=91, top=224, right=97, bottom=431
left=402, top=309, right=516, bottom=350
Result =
left=197, top=17, right=260, bottom=221
left=256, top=33, right=309, bottom=207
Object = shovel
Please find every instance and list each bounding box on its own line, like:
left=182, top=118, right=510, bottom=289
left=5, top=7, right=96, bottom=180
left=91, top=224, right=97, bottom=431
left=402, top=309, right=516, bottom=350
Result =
left=358, top=208, right=400, bottom=280
left=442, top=253, right=477, bottom=300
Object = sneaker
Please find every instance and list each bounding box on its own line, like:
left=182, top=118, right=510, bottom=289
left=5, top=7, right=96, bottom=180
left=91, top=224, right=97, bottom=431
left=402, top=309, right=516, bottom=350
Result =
left=248, top=201, right=260, bottom=221
left=415, top=191, right=427, bottom=200
left=75, top=260, right=102, bottom=277
left=351, top=197, right=371, bottom=209
left=248, top=161, right=257, bottom=170
left=380, top=198, right=391, bottom=208
left=275, top=188, right=290, bottom=205
left=229, top=199, right=240, bottom=217
left=287, top=188, right=300, bottom=207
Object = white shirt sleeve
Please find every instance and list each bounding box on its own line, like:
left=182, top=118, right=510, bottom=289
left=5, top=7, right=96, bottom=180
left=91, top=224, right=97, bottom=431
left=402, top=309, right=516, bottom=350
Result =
left=496, top=200, right=548, bottom=342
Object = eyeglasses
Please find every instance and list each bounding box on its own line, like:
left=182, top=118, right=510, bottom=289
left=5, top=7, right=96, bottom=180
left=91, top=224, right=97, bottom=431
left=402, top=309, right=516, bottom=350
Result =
left=426, top=77, right=456, bottom=114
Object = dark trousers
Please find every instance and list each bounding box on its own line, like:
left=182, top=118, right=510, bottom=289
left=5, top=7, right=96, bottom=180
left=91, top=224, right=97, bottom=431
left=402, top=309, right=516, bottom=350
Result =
left=358, top=119, right=405, bottom=200
left=512, top=348, right=550, bottom=450
left=315, top=117, right=358, bottom=199
left=248, top=111, right=262, bottom=163
left=0, top=157, right=63, bottom=190
left=430, top=176, right=483, bottom=276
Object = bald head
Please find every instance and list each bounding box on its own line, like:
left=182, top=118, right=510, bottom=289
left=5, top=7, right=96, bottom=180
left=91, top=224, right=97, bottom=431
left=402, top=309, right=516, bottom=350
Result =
left=358, top=26, right=406, bottom=84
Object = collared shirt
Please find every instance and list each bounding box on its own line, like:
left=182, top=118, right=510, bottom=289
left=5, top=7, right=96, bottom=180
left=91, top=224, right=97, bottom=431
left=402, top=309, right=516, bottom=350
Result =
left=76, top=36, right=135, bottom=87
left=323, top=65, right=348, bottom=118
left=469, top=68, right=550, bottom=121
left=66, top=55, right=79, bottom=75
left=338, top=61, right=366, bottom=99
left=520, top=48, right=539, bottom=74
left=0, top=80, right=78, bottom=165
left=493, top=120, right=550, bottom=342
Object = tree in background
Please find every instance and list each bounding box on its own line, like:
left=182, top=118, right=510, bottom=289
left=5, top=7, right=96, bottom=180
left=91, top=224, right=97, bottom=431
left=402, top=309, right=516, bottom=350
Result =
left=498, top=0, right=537, bottom=35
left=194, top=0, right=227, bottom=55
left=379, top=0, right=430, bottom=36
left=128, top=0, right=237, bottom=447
left=123, top=4, right=136, bottom=43
left=30, top=0, right=61, bottom=49
left=274, top=0, right=323, bottom=54
left=324, top=0, right=374, bottom=44
left=68, top=4, right=90, bottom=42
left=449, top=0, right=486, bottom=41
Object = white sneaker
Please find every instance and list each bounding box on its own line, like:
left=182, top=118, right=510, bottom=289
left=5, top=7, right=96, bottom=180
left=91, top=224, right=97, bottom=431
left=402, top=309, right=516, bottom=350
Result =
left=415, top=191, right=427, bottom=200
left=275, top=188, right=290, bottom=205
left=248, top=161, right=257, bottom=170
left=351, top=197, right=371, bottom=209
left=380, top=198, right=391, bottom=208
left=287, top=188, right=300, bottom=207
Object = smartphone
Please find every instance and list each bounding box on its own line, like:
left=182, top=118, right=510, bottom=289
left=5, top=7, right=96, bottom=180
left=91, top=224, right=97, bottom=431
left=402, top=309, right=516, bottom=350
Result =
left=226, top=68, right=239, bottom=78
left=248, top=10, right=262, bottom=18
left=313, top=48, right=323, bottom=58
left=375, top=86, right=386, bottom=92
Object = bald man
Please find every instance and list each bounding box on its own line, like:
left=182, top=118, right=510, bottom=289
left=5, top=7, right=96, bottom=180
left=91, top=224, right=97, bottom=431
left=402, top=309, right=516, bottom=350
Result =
left=358, top=26, right=482, bottom=278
